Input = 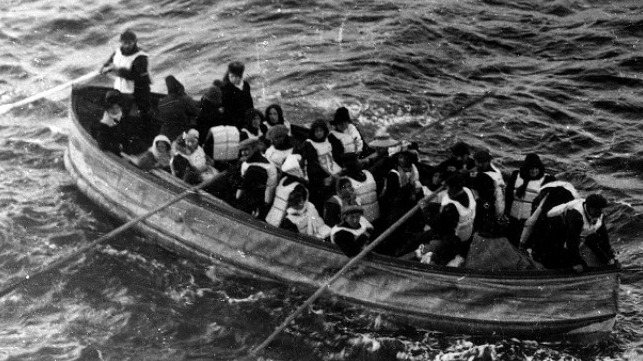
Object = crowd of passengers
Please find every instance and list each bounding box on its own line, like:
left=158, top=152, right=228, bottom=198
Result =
left=95, top=31, right=617, bottom=272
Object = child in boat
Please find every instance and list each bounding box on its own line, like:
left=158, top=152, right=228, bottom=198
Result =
left=94, top=90, right=125, bottom=155
left=301, top=119, right=342, bottom=212
left=122, top=135, right=172, bottom=172
left=280, top=185, right=331, bottom=240
left=264, top=124, right=293, bottom=169
left=171, top=129, right=217, bottom=184
left=330, top=205, right=373, bottom=257
left=323, top=177, right=360, bottom=228
left=504, top=153, right=555, bottom=245
left=236, top=138, right=278, bottom=218
left=240, top=108, right=265, bottom=143
left=263, top=104, right=292, bottom=135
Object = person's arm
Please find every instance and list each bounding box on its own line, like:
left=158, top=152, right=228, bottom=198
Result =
left=114, top=56, right=150, bottom=88
left=585, top=224, right=616, bottom=264
left=505, top=170, right=518, bottom=216
left=327, top=133, right=344, bottom=167
left=302, top=142, right=330, bottom=180
left=100, top=52, right=116, bottom=73
left=323, top=200, right=342, bottom=227
left=381, top=171, right=400, bottom=200
left=279, top=217, right=299, bottom=233
left=430, top=203, right=459, bottom=239
left=244, top=82, right=254, bottom=111
left=564, top=210, right=588, bottom=269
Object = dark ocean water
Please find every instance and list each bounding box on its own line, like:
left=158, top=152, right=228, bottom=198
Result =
left=0, top=0, right=642, bottom=360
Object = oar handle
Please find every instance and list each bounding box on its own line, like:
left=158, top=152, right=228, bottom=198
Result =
left=0, top=70, right=101, bottom=115
left=249, top=185, right=445, bottom=356
left=0, top=173, right=221, bottom=299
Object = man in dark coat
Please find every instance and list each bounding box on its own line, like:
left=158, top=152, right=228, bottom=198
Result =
left=221, top=61, right=254, bottom=128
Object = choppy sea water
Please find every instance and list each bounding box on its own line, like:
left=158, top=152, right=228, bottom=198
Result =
left=0, top=0, right=642, bottom=360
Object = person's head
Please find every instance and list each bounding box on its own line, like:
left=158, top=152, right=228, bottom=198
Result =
left=585, top=194, right=608, bottom=219
left=184, top=129, right=199, bottom=152
left=165, top=75, right=186, bottom=96
left=341, top=205, right=363, bottom=228
left=227, top=61, right=245, bottom=86
left=451, top=142, right=471, bottom=162
left=266, top=124, right=289, bottom=147
left=203, top=85, right=222, bottom=106
left=444, top=173, right=464, bottom=199
left=473, top=150, right=492, bottom=169
left=265, top=104, right=284, bottom=126
left=309, top=119, right=329, bottom=142
left=151, top=135, right=172, bottom=158
left=245, top=109, right=264, bottom=130
left=155, top=139, right=170, bottom=153
left=104, top=90, right=122, bottom=121
left=336, top=177, right=355, bottom=199
left=288, top=186, right=308, bottom=211
left=238, top=138, right=260, bottom=162
left=395, top=151, right=414, bottom=170
left=332, top=106, right=351, bottom=125
left=430, top=169, right=444, bottom=186
left=120, top=30, right=137, bottom=53
left=522, top=153, right=545, bottom=178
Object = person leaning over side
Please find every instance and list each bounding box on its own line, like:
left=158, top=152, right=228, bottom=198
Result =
left=504, top=153, right=555, bottom=245
left=221, top=61, right=254, bottom=128
left=100, top=30, right=153, bottom=151
left=534, top=194, right=616, bottom=272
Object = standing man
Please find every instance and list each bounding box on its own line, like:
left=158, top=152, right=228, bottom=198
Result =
left=221, top=61, right=254, bottom=128
left=100, top=30, right=152, bottom=152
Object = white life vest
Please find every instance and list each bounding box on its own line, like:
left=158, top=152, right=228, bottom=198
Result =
left=483, top=163, right=506, bottom=217
left=348, top=171, right=379, bottom=222
left=265, top=146, right=293, bottom=169
left=539, top=180, right=580, bottom=199
left=208, top=126, right=239, bottom=161
left=170, top=147, right=217, bottom=182
left=241, top=160, right=278, bottom=204
left=330, top=218, right=373, bottom=244
left=265, top=178, right=300, bottom=227
left=330, top=129, right=357, bottom=154
left=112, top=48, right=148, bottom=94
left=241, top=128, right=263, bottom=140
left=305, top=139, right=341, bottom=176
left=440, top=187, right=476, bottom=242
left=546, top=199, right=603, bottom=238
left=285, top=202, right=331, bottom=239
left=509, top=174, right=546, bottom=220
left=384, top=165, right=422, bottom=194
left=346, top=123, right=364, bottom=153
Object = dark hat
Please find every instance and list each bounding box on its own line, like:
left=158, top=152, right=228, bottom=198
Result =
left=585, top=194, right=608, bottom=209
left=368, top=127, right=399, bottom=148
left=105, top=90, right=121, bottom=107
left=341, top=204, right=364, bottom=217
left=120, top=30, right=137, bottom=42
left=473, top=150, right=492, bottom=162
left=203, top=85, right=222, bottom=105
left=450, top=142, right=470, bottom=157
left=331, top=107, right=351, bottom=125
left=239, top=137, right=260, bottom=150
left=228, top=61, right=245, bottom=77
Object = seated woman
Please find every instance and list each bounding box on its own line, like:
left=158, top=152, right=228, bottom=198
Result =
left=328, top=107, right=367, bottom=162
left=236, top=138, right=278, bottom=218
left=123, top=135, right=172, bottom=172
left=158, top=75, right=199, bottom=142
left=379, top=150, right=424, bottom=229
left=340, top=153, right=379, bottom=223
left=263, top=104, right=292, bottom=135
left=94, top=90, right=125, bottom=155
left=240, top=109, right=265, bottom=142
left=265, top=154, right=308, bottom=227
left=280, top=185, right=331, bottom=240
left=171, top=129, right=217, bottom=184
left=323, top=177, right=360, bottom=228
left=301, top=119, right=342, bottom=211
left=264, top=124, right=293, bottom=169
left=330, top=205, right=374, bottom=257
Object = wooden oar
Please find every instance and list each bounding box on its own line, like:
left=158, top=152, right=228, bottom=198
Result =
left=0, top=70, right=101, bottom=115
left=0, top=173, right=221, bottom=298
left=249, top=185, right=445, bottom=357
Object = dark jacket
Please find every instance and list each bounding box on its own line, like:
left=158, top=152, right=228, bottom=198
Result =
left=332, top=221, right=370, bottom=257
left=94, top=122, right=124, bottom=155
left=237, top=152, right=270, bottom=217
left=158, top=76, right=199, bottom=141
left=221, top=80, right=253, bottom=127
